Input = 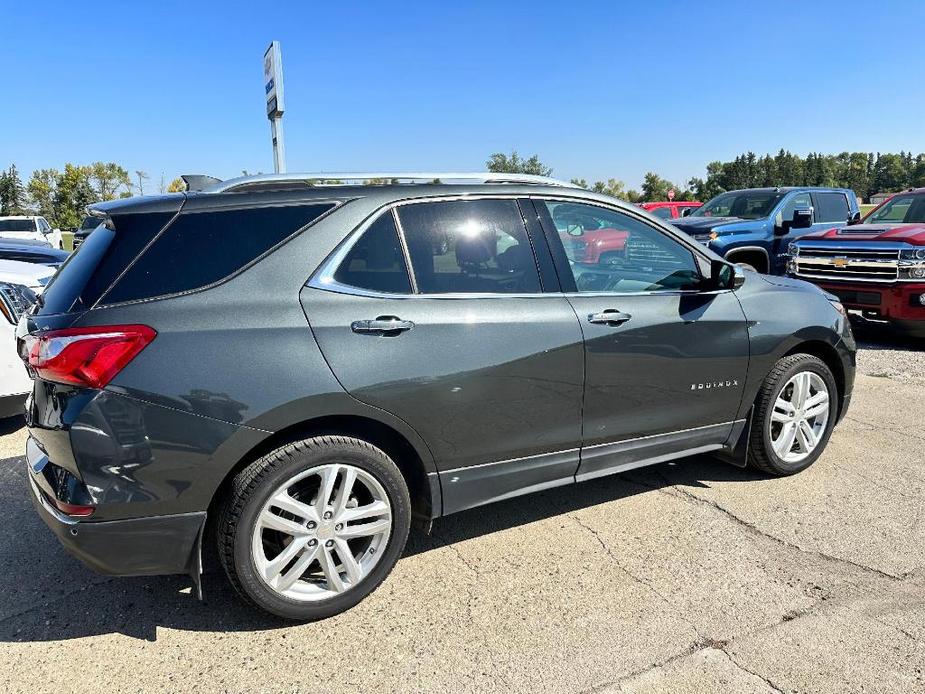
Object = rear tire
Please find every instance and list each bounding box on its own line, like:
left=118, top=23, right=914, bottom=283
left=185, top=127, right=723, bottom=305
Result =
left=748, top=354, right=838, bottom=476
left=217, top=436, right=411, bottom=620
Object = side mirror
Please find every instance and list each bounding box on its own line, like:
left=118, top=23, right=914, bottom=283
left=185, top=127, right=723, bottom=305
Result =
left=709, top=260, right=745, bottom=290
left=681, top=208, right=694, bottom=217
left=847, top=211, right=862, bottom=225
left=790, top=208, right=814, bottom=229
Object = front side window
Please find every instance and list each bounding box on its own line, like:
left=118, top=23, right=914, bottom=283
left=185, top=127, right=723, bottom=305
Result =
left=397, top=199, right=541, bottom=294
left=539, top=201, right=701, bottom=293
left=333, top=212, right=412, bottom=294
left=814, top=192, right=850, bottom=223
left=780, top=192, right=812, bottom=221
left=692, top=191, right=785, bottom=219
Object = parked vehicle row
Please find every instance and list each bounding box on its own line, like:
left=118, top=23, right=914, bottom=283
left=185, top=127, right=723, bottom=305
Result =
left=18, top=172, right=855, bottom=621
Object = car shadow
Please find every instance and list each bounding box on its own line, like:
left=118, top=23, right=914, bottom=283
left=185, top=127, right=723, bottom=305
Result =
left=850, top=315, right=923, bottom=350
left=0, top=452, right=766, bottom=643
left=0, top=415, right=24, bottom=436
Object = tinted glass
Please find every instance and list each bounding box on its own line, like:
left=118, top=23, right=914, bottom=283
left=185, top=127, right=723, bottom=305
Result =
left=333, top=212, right=412, bottom=294
left=37, top=212, right=174, bottom=313
left=650, top=206, right=674, bottom=219
left=398, top=199, right=541, bottom=294
left=103, top=203, right=334, bottom=304
left=0, top=220, right=35, bottom=232
left=692, top=191, right=784, bottom=219
left=814, top=192, right=850, bottom=223
left=540, top=201, right=700, bottom=293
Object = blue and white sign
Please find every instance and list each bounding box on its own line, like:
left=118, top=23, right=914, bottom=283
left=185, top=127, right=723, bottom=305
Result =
left=263, top=41, right=284, bottom=118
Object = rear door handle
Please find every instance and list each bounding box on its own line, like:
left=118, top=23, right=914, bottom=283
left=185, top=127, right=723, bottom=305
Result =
left=351, top=317, right=415, bottom=334
left=587, top=310, right=632, bottom=326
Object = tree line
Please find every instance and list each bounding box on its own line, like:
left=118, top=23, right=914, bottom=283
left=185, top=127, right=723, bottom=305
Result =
left=488, top=150, right=925, bottom=203
left=0, top=163, right=184, bottom=228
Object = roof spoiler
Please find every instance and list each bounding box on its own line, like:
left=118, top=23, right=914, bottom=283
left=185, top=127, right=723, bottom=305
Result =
left=181, top=175, right=224, bottom=192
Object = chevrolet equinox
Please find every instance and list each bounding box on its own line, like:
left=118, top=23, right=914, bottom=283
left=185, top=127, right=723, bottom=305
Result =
left=17, top=173, right=856, bottom=620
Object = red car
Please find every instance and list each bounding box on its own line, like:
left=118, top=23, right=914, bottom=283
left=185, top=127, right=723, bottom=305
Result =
left=789, top=188, right=925, bottom=337
left=638, top=201, right=702, bottom=220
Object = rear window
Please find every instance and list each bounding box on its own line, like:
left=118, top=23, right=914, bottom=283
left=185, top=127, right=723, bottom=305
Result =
left=101, top=203, right=334, bottom=305
left=39, top=212, right=174, bottom=314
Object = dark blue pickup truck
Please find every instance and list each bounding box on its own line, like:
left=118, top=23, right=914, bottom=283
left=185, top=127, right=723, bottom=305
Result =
left=670, top=187, right=860, bottom=274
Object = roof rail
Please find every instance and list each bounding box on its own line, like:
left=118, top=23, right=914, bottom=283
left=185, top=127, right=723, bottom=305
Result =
left=199, top=172, right=579, bottom=193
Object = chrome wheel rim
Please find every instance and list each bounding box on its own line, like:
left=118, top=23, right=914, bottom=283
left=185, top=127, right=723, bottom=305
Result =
left=250, top=464, right=392, bottom=602
left=770, top=371, right=830, bottom=464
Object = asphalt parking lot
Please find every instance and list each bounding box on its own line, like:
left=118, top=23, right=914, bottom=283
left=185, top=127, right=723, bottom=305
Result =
left=0, top=324, right=922, bottom=693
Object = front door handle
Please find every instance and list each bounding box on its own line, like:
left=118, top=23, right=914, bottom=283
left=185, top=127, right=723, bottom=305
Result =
left=351, top=317, right=415, bottom=334
left=588, top=309, right=632, bottom=326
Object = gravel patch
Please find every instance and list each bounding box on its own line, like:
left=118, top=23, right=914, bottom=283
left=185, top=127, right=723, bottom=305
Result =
left=851, top=318, right=925, bottom=385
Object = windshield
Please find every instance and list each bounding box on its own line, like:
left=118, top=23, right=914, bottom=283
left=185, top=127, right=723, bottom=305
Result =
left=0, top=219, right=35, bottom=232
left=691, top=191, right=784, bottom=220
left=865, top=193, right=925, bottom=224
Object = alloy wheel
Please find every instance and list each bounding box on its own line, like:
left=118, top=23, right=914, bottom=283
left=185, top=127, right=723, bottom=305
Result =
left=250, top=463, right=393, bottom=601
left=769, top=371, right=830, bottom=464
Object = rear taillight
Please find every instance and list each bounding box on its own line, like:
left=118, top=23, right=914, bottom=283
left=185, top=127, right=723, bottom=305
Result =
left=24, top=324, right=156, bottom=389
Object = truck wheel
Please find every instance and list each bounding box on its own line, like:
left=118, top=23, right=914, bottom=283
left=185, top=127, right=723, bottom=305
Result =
left=748, top=354, right=838, bottom=476
left=217, top=436, right=411, bottom=620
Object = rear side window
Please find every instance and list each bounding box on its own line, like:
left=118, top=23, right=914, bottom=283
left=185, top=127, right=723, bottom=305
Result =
left=397, top=199, right=541, bottom=294
left=333, top=212, right=412, bottom=294
left=814, top=192, right=850, bottom=223
left=102, top=203, right=334, bottom=304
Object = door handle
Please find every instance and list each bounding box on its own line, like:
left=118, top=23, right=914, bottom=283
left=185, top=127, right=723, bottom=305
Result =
left=351, top=317, right=415, bottom=334
left=587, top=310, right=632, bottom=326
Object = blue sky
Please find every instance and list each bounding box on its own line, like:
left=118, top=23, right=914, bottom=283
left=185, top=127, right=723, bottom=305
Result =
left=4, top=0, right=925, bottom=190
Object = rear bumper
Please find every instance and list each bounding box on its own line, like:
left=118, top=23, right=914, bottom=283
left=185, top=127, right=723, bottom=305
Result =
left=815, top=281, right=925, bottom=322
left=27, top=440, right=205, bottom=577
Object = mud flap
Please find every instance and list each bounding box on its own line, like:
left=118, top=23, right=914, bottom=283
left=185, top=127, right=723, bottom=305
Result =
left=188, top=514, right=206, bottom=601
left=712, top=409, right=752, bottom=468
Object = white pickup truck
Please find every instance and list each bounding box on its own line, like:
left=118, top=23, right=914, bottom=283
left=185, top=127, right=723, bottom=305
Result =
left=0, top=259, right=55, bottom=418
left=0, top=215, right=64, bottom=250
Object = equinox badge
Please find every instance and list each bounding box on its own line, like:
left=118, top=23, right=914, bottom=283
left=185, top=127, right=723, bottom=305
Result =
left=691, top=380, right=739, bottom=390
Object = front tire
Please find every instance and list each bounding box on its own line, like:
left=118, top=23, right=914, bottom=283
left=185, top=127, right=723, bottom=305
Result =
left=217, top=436, right=411, bottom=620
left=748, top=354, right=838, bottom=475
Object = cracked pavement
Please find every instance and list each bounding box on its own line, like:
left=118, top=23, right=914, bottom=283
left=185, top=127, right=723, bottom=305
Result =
left=0, top=337, right=923, bottom=693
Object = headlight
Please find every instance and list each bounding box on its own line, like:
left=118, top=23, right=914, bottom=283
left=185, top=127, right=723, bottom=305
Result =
left=899, top=248, right=925, bottom=280
left=827, top=297, right=847, bottom=318
left=0, top=282, right=38, bottom=325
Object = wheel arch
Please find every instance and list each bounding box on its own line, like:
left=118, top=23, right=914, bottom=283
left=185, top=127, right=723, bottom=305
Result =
left=725, top=246, right=770, bottom=273
left=782, top=340, right=846, bottom=419
left=208, top=414, right=440, bottom=533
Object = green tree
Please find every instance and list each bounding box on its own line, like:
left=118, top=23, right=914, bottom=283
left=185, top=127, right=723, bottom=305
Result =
left=27, top=169, right=59, bottom=220
left=53, top=164, right=95, bottom=229
left=486, top=151, right=552, bottom=177
left=0, top=165, right=27, bottom=215
left=89, top=162, right=131, bottom=201
left=166, top=177, right=186, bottom=193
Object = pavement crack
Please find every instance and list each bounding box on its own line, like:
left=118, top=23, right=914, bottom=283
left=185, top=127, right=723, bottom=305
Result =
left=718, top=648, right=785, bottom=693
left=569, top=514, right=707, bottom=644
left=434, top=532, right=480, bottom=576
left=844, top=415, right=925, bottom=442
left=625, top=470, right=903, bottom=581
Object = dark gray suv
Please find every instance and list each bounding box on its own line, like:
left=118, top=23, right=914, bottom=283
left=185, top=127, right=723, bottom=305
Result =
left=18, top=173, right=856, bottom=620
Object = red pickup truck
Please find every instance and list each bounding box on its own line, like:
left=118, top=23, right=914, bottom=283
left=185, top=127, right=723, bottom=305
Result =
left=789, top=188, right=925, bottom=337
left=638, top=201, right=702, bottom=220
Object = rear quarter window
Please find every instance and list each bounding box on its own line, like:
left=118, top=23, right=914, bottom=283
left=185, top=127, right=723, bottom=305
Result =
left=814, top=192, right=850, bottom=223
left=101, top=203, right=335, bottom=305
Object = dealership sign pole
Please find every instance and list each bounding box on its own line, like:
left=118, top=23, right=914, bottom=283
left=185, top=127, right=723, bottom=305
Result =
left=264, top=41, right=286, bottom=173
